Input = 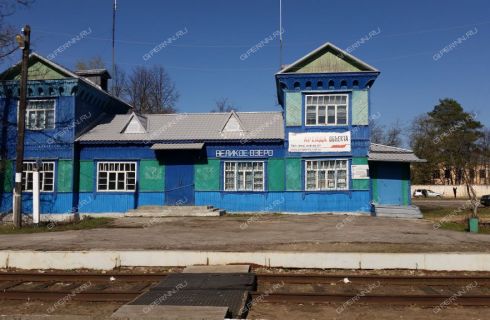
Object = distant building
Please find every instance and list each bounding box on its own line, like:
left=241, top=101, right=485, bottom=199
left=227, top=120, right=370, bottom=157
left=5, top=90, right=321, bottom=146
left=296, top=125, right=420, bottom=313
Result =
left=0, top=43, right=424, bottom=218
left=431, top=165, right=490, bottom=185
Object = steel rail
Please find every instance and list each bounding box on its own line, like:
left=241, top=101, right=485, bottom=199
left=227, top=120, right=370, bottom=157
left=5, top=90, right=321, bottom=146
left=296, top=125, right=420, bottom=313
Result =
left=256, top=274, right=490, bottom=285
left=0, top=290, right=137, bottom=302
left=0, top=273, right=168, bottom=282
left=250, top=292, right=490, bottom=306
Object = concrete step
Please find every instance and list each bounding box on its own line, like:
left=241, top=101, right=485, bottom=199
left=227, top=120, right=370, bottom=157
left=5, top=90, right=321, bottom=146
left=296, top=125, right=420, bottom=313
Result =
left=129, top=205, right=214, bottom=212
left=125, top=206, right=226, bottom=217
left=183, top=265, right=251, bottom=273
left=112, top=305, right=229, bottom=320
left=374, top=205, right=423, bottom=219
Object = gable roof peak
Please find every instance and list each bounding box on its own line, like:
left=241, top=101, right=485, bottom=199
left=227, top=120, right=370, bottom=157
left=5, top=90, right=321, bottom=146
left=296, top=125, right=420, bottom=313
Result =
left=121, top=112, right=147, bottom=134
left=277, top=41, right=379, bottom=74
left=221, top=111, right=247, bottom=133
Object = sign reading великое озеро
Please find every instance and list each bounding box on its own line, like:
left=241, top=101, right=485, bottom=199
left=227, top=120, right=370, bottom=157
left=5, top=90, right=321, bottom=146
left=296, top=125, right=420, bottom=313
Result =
left=288, top=132, right=351, bottom=153
left=215, top=149, right=274, bottom=158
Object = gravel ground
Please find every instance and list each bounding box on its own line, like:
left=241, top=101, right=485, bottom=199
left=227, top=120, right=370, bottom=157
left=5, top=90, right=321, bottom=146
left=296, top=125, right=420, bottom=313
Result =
left=0, top=214, right=488, bottom=252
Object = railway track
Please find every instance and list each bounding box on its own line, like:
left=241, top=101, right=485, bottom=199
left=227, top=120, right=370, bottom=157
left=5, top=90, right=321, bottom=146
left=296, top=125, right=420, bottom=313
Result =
left=251, top=293, right=490, bottom=306
left=257, top=273, right=490, bottom=285
left=0, top=272, right=488, bottom=307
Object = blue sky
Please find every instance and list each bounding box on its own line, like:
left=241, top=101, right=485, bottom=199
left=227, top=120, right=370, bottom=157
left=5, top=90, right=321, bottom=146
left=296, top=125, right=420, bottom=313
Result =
left=4, top=0, right=490, bottom=129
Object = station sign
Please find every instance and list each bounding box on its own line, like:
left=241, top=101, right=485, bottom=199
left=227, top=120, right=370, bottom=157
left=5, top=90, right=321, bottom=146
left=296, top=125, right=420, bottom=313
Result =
left=215, top=149, right=274, bottom=158
left=352, top=164, right=369, bottom=179
left=288, top=132, right=351, bottom=153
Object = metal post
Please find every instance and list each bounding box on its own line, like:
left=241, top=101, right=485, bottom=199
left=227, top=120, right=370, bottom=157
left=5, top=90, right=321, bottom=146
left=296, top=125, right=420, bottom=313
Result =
left=12, top=25, right=31, bottom=228
left=112, top=0, right=116, bottom=78
left=32, top=168, right=40, bottom=225
left=279, top=0, right=283, bottom=69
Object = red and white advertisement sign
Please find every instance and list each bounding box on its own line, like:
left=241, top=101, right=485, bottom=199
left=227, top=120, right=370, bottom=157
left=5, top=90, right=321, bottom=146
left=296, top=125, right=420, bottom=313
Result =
left=288, top=132, right=351, bottom=153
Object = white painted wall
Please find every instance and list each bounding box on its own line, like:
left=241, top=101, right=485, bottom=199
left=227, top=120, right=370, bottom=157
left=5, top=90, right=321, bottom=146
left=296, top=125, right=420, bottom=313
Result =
left=2, top=250, right=490, bottom=271
left=411, top=185, right=490, bottom=198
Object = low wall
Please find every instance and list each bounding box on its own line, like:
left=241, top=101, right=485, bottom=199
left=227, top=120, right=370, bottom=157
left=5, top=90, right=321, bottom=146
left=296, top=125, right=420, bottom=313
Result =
left=411, top=185, right=490, bottom=198
left=1, top=250, right=490, bottom=271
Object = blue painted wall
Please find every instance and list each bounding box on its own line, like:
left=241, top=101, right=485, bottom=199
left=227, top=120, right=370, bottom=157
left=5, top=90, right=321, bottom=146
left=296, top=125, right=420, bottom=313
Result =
left=195, top=191, right=370, bottom=212
left=0, top=76, right=131, bottom=215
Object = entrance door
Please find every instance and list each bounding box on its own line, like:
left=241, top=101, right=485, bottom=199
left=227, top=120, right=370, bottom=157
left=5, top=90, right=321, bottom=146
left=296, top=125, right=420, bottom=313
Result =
left=371, top=162, right=409, bottom=205
left=164, top=151, right=195, bottom=206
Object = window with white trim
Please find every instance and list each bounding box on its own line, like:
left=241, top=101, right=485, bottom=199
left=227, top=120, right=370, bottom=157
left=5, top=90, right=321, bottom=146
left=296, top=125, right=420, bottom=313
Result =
left=224, top=161, right=264, bottom=191
left=305, top=94, right=348, bottom=126
left=97, top=162, right=137, bottom=192
left=305, top=159, right=348, bottom=190
left=22, top=161, right=55, bottom=192
left=25, top=99, right=55, bottom=130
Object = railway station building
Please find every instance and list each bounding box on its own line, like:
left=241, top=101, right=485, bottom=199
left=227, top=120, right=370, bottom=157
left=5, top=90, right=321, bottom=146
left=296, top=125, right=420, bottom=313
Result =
left=0, top=42, right=424, bottom=218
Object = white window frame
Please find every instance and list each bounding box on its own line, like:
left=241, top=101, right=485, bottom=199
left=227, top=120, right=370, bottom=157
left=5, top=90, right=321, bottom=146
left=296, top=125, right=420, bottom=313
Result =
left=304, top=94, right=348, bottom=126
left=22, top=161, right=55, bottom=192
left=305, top=159, right=349, bottom=191
left=96, top=161, right=137, bottom=192
left=224, top=161, right=265, bottom=192
left=21, top=99, right=56, bottom=130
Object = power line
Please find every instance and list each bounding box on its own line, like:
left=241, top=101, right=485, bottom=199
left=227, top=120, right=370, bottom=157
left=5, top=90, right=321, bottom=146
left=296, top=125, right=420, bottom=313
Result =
left=33, top=20, right=490, bottom=49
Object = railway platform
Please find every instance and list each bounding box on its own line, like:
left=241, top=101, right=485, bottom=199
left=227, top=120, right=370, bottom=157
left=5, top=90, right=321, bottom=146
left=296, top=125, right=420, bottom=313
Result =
left=0, top=215, right=488, bottom=271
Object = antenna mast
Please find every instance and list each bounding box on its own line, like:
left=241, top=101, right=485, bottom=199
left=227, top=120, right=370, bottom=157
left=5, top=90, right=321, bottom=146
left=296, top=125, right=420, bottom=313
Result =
left=279, top=0, right=283, bottom=69
left=112, top=0, right=116, bottom=79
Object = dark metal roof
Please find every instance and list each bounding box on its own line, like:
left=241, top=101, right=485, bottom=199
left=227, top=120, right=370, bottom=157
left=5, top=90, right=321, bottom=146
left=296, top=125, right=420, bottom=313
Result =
left=151, top=143, right=204, bottom=150
left=369, top=143, right=426, bottom=163
left=77, top=111, right=284, bottom=143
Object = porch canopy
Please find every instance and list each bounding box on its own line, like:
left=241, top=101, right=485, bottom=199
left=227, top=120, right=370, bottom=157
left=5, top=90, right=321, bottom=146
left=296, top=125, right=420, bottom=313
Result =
left=368, top=144, right=426, bottom=163
left=150, top=143, right=204, bottom=150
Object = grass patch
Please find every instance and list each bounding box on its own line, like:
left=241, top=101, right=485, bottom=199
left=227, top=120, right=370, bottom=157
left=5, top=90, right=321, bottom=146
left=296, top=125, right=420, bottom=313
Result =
left=421, top=206, right=490, bottom=220
left=0, top=217, right=114, bottom=234
left=420, top=204, right=490, bottom=234
left=438, top=221, right=490, bottom=234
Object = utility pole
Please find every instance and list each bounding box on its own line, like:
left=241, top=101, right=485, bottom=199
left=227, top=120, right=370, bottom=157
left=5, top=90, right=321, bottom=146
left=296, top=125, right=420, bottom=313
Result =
left=12, top=25, right=31, bottom=228
left=279, top=0, right=283, bottom=69
left=112, top=0, right=116, bottom=79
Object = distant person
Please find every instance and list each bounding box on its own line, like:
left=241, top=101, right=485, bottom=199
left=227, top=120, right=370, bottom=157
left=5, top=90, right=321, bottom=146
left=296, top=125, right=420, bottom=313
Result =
left=453, top=187, right=457, bottom=199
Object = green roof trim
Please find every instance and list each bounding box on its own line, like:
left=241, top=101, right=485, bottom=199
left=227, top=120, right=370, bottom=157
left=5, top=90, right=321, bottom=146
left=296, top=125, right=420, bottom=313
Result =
left=0, top=54, right=72, bottom=81
left=278, top=42, right=378, bottom=74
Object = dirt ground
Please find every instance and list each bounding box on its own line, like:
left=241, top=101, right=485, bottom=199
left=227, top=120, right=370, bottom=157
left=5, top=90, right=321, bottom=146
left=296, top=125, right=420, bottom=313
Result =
left=0, top=300, right=487, bottom=320
left=0, top=214, right=489, bottom=252
left=0, top=300, right=121, bottom=319
left=247, top=303, right=488, bottom=320
left=0, top=268, right=488, bottom=319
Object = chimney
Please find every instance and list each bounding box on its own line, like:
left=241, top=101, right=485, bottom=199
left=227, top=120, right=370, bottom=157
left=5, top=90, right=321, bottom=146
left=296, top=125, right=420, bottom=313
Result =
left=75, top=69, right=111, bottom=91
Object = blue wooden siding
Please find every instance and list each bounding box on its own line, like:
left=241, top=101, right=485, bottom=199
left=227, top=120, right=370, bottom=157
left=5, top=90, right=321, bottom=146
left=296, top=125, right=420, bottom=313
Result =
left=195, top=191, right=371, bottom=213
left=371, top=162, right=410, bottom=206
left=0, top=192, right=73, bottom=214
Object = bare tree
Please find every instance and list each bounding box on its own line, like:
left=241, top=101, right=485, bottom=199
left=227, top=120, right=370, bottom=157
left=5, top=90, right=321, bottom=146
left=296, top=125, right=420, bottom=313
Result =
left=110, top=64, right=126, bottom=99
left=370, top=119, right=403, bottom=147
left=150, top=65, right=178, bottom=114
left=75, top=56, right=105, bottom=70
left=127, top=65, right=178, bottom=114
left=384, top=120, right=403, bottom=147
left=479, top=128, right=490, bottom=184
left=211, top=98, right=237, bottom=113
left=0, top=0, right=33, bottom=62
left=370, top=119, right=385, bottom=144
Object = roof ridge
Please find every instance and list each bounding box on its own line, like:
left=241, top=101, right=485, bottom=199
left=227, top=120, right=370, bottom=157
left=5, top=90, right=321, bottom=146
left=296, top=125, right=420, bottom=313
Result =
left=136, top=111, right=283, bottom=116
left=371, top=143, right=414, bottom=153
left=277, top=41, right=379, bottom=74
left=3, top=52, right=133, bottom=110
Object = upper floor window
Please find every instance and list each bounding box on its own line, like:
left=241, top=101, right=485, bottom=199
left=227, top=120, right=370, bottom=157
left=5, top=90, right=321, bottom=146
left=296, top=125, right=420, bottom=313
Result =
left=305, top=94, right=348, bottom=126
left=97, top=161, right=137, bottom=192
left=305, top=159, right=348, bottom=191
left=25, top=99, right=55, bottom=130
left=224, top=161, right=264, bottom=191
left=22, top=161, right=55, bottom=192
